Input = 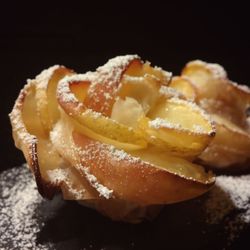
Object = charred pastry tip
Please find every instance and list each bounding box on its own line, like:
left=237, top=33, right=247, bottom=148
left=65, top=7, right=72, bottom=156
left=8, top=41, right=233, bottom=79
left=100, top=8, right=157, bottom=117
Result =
left=209, top=130, right=216, bottom=137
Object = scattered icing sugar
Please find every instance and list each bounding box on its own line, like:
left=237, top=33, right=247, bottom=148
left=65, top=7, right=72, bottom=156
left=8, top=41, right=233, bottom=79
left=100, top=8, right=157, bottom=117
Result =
left=148, top=102, right=215, bottom=135
left=84, top=109, right=102, bottom=119
left=47, top=168, right=69, bottom=183
left=94, top=55, right=140, bottom=89
left=108, top=145, right=132, bottom=161
left=0, top=165, right=63, bottom=249
left=149, top=117, right=182, bottom=130
left=57, top=72, right=96, bottom=103
left=57, top=78, right=78, bottom=103
left=86, top=55, right=141, bottom=113
left=56, top=56, right=141, bottom=115
left=47, top=168, right=85, bottom=200
left=60, top=72, right=96, bottom=85
left=79, top=139, right=141, bottom=166
left=80, top=166, right=113, bottom=199
left=169, top=97, right=215, bottom=131
left=153, top=65, right=172, bottom=84
left=230, top=80, right=250, bottom=94
left=50, top=119, right=114, bottom=200
left=9, top=82, right=38, bottom=147
left=96, top=55, right=140, bottom=77
left=122, top=75, right=145, bottom=82
left=1, top=165, right=250, bottom=248
left=103, top=92, right=111, bottom=99
left=9, top=105, right=37, bottom=146
left=34, top=65, right=61, bottom=90
left=205, top=174, right=250, bottom=244
left=159, top=86, right=183, bottom=98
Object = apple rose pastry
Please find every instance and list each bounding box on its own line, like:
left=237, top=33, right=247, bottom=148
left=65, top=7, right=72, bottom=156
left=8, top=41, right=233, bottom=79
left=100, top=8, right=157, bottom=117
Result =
left=10, top=55, right=215, bottom=222
left=172, top=61, right=250, bottom=170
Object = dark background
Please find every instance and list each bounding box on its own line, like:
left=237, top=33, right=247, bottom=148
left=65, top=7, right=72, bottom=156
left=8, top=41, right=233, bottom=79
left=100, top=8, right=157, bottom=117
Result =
left=1, top=1, right=250, bottom=170
left=1, top=1, right=250, bottom=249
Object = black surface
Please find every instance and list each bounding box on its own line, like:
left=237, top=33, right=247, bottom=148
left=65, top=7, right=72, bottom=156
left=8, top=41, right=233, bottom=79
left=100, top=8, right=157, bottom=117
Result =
left=1, top=166, right=249, bottom=250
left=1, top=1, right=250, bottom=249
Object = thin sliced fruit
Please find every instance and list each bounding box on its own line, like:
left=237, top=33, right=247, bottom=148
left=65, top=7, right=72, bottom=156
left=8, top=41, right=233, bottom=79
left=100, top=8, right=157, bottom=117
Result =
left=182, top=60, right=250, bottom=168
left=119, top=74, right=161, bottom=114
left=35, top=66, right=73, bottom=133
left=140, top=97, right=215, bottom=157
left=70, top=131, right=214, bottom=205
left=57, top=73, right=147, bottom=150
left=169, top=76, right=197, bottom=101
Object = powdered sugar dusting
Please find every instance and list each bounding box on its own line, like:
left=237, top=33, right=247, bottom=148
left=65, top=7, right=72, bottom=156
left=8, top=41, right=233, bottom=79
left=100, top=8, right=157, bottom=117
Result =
left=230, top=80, right=250, bottom=94
left=47, top=168, right=85, bottom=200
left=57, top=78, right=78, bottom=103
left=153, top=65, right=172, bottom=84
left=1, top=165, right=250, bottom=248
left=9, top=82, right=38, bottom=147
left=80, top=166, right=113, bottom=199
left=87, top=55, right=140, bottom=114
left=108, top=145, right=129, bottom=161
left=149, top=117, right=182, bottom=130
left=34, top=65, right=61, bottom=90
left=79, top=139, right=141, bottom=166
left=57, top=72, right=96, bottom=103
left=0, top=165, right=64, bottom=249
left=169, top=97, right=216, bottom=133
left=84, top=108, right=102, bottom=119
left=96, top=55, right=140, bottom=77
left=205, top=174, right=250, bottom=245
left=159, top=86, right=183, bottom=98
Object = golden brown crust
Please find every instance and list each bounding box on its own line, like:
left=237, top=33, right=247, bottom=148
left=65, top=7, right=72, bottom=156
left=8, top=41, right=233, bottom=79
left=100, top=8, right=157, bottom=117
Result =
left=72, top=132, right=213, bottom=205
left=181, top=60, right=250, bottom=170
left=10, top=56, right=216, bottom=222
left=9, top=82, right=58, bottom=199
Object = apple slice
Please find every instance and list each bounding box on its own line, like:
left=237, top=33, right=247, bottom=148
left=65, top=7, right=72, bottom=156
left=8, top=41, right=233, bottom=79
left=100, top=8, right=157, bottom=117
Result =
left=181, top=60, right=228, bottom=100
left=182, top=60, right=250, bottom=168
left=169, top=76, right=197, bottom=101
left=122, top=60, right=171, bottom=84
left=84, top=55, right=142, bottom=116
left=211, top=114, right=250, bottom=154
left=57, top=71, right=148, bottom=150
left=199, top=114, right=250, bottom=168
left=70, top=131, right=214, bottom=205
left=140, top=97, right=215, bottom=157
left=110, top=97, right=145, bottom=128
left=142, top=62, right=172, bottom=84
left=35, top=65, right=73, bottom=133
left=9, top=79, right=98, bottom=200
left=57, top=77, right=147, bottom=150
left=182, top=60, right=250, bottom=127
left=56, top=55, right=172, bottom=151
left=118, top=74, right=161, bottom=114
left=200, top=144, right=248, bottom=169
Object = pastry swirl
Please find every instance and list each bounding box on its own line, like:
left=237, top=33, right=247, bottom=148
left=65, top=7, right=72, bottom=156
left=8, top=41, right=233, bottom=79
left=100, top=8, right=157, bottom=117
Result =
left=10, top=55, right=216, bottom=222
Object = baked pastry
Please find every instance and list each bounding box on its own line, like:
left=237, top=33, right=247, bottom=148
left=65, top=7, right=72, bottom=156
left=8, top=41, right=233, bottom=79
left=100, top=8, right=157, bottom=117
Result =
left=10, top=55, right=216, bottom=222
left=178, top=61, right=250, bottom=170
